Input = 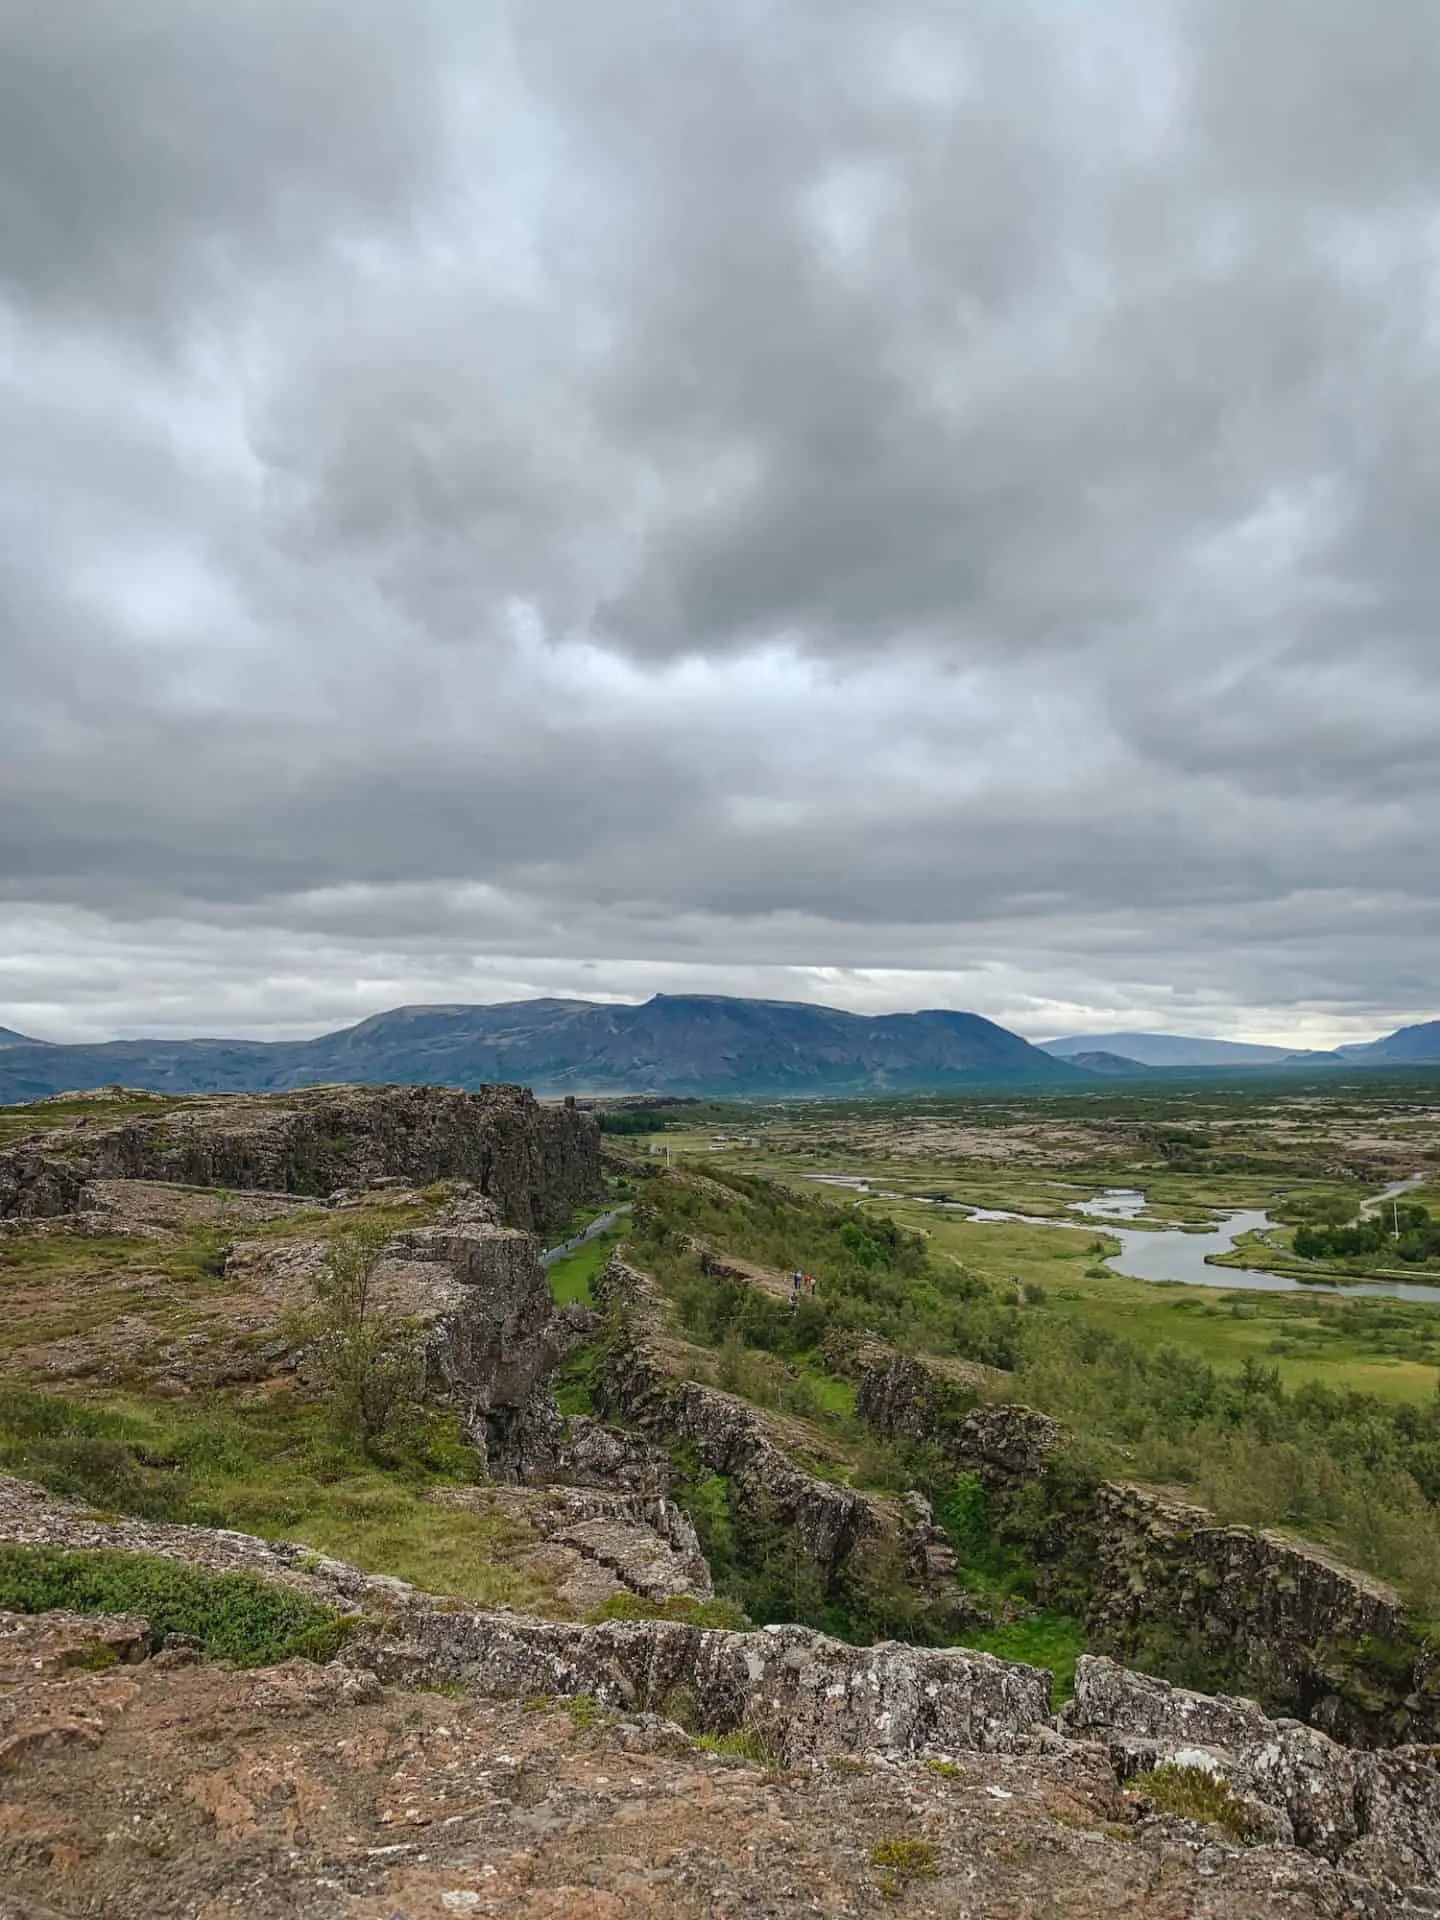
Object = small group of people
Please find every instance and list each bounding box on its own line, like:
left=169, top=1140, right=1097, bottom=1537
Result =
left=789, top=1268, right=817, bottom=1308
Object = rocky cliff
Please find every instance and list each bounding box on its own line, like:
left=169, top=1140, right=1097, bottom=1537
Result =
left=0, top=1476, right=1435, bottom=1914
left=591, top=1253, right=972, bottom=1627
left=827, top=1334, right=1440, bottom=1747
left=0, top=1082, right=600, bottom=1233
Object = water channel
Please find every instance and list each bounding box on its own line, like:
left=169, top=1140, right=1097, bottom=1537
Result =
left=804, top=1174, right=1440, bottom=1305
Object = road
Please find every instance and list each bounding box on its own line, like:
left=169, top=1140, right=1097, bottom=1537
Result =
left=541, top=1203, right=632, bottom=1268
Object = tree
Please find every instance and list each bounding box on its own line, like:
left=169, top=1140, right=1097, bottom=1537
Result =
left=312, top=1222, right=423, bottom=1448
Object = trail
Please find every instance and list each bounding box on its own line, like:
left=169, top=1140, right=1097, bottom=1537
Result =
left=541, top=1203, right=632, bottom=1268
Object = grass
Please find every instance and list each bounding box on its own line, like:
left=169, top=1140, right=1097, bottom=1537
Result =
left=693, top=1727, right=780, bottom=1764
left=882, top=1203, right=1440, bottom=1404
left=0, top=1385, right=557, bottom=1611
left=546, top=1220, right=630, bottom=1308
left=1130, top=1762, right=1252, bottom=1839
left=0, top=1093, right=185, bottom=1149
left=585, top=1591, right=750, bottom=1629
left=954, top=1610, right=1085, bottom=1699
left=0, top=1544, right=347, bottom=1666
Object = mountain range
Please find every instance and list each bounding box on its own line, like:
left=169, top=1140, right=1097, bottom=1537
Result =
left=1043, top=1023, right=1440, bottom=1070
left=0, top=998, right=1435, bottom=1103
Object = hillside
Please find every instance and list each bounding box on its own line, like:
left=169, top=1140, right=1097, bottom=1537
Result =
left=1042, top=1031, right=1299, bottom=1067
left=1343, top=1019, right=1440, bottom=1064
left=0, top=1028, right=39, bottom=1049
left=0, top=994, right=1084, bottom=1101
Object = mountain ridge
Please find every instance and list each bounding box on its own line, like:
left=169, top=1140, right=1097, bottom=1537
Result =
left=1042, top=1031, right=1300, bottom=1067
left=2, top=999, right=1436, bottom=1103
left=0, top=994, right=1084, bottom=1101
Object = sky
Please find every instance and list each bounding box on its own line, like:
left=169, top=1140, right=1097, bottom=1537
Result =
left=2, top=1, right=1438, bottom=1050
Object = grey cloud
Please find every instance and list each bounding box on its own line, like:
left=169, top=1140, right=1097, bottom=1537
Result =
left=1, top=0, right=1438, bottom=1045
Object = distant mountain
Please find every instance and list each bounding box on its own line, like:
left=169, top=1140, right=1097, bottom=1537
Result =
left=1062, top=1050, right=1152, bottom=1075
left=1340, top=1020, right=1440, bottom=1064
left=0, top=1027, right=40, bottom=1049
left=1042, top=1032, right=1300, bottom=1068
left=0, top=994, right=1086, bottom=1102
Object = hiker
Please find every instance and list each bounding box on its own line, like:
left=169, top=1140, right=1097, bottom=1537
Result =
left=790, top=1269, right=801, bottom=1311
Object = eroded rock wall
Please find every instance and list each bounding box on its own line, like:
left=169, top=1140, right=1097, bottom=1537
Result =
left=0, top=1083, right=600, bottom=1233
left=833, top=1337, right=1440, bottom=1747
left=590, top=1254, right=968, bottom=1620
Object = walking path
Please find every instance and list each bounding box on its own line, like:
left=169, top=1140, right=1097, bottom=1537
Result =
left=541, top=1203, right=632, bottom=1268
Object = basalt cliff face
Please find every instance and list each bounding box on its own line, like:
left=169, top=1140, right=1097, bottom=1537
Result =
left=824, top=1334, right=1440, bottom=1749
left=0, top=1082, right=600, bottom=1234
left=0, top=1477, right=1436, bottom=1915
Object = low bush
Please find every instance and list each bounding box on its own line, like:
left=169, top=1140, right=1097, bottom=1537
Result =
left=1131, top=1762, right=1253, bottom=1839
left=0, top=1544, right=348, bottom=1666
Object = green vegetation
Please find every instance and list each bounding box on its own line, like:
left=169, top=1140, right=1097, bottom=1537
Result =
left=693, top=1727, right=780, bottom=1764
left=546, top=1219, right=630, bottom=1307
left=868, top=1836, right=940, bottom=1894
left=1131, top=1762, right=1253, bottom=1839
left=0, top=1544, right=347, bottom=1666
left=1296, top=1204, right=1440, bottom=1268
left=310, top=1221, right=424, bottom=1447
left=0, top=1092, right=183, bottom=1149
left=628, top=1165, right=1440, bottom=1610
left=953, top=1610, right=1086, bottom=1698
left=0, top=1386, right=552, bottom=1611
left=584, top=1590, right=749, bottom=1630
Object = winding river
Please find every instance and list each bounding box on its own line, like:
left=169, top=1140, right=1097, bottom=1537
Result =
left=805, top=1174, right=1440, bottom=1304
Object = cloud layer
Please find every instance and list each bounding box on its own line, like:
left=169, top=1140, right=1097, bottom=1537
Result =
left=3, top=1, right=1438, bottom=1045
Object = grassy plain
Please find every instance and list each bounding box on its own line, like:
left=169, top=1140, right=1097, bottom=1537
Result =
left=639, top=1074, right=1440, bottom=1407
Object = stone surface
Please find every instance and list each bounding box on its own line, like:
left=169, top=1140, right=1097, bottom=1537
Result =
left=554, top=1416, right=673, bottom=1497
left=0, top=1083, right=600, bottom=1234
left=1065, top=1655, right=1440, bottom=1903
left=591, top=1254, right=974, bottom=1623
left=0, top=1481, right=1436, bottom=1906
left=0, top=1620, right=1394, bottom=1920
left=1087, top=1482, right=1440, bottom=1747
left=430, top=1483, right=713, bottom=1607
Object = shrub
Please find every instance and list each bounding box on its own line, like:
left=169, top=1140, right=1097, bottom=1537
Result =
left=0, top=1545, right=348, bottom=1666
left=312, top=1222, right=424, bottom=1448
left=1131, top=1762, right=1253, bottom=1839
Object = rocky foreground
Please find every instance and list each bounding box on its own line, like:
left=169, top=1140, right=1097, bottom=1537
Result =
left=0, top=1086, right=1435, bottom=1914
left=0, top=1475, right=1437, bottom=1916
left=0, top=1609, right=1409, bottom=1920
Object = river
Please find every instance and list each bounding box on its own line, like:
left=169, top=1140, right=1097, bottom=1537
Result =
left=803, top=1174, right=1440, bottom=1304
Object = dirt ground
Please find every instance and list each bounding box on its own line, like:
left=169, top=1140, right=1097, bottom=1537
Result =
left=0, top=1613, right=1393, bottom=1920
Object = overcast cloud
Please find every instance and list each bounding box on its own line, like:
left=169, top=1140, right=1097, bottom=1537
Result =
left=2, top=0, right=1438, bottom=1047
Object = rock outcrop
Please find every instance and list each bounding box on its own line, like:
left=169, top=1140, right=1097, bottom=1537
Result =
left=590, top=1254, right=972, bottom=1623
left=833, top=1336, right=1440, bottom=1747
left=427, top=1483, right=712, bottom=1611
left=0, top=1083, right=600, bottom=1233
left=0, top=1615, right=1389, bottom=1920
left=1064, top=1655, right=1440, bottom=1898
left=0, top=1479, right=1436, bottom=1911
left=1086, top=1481, right=1440, bottom=1749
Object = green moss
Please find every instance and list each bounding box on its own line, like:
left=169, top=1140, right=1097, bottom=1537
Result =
left=868, top=1837, right=939, bottom=1880
left=0, top=1544, right=348, bottom=1666
left=1132, top=1763, right=1253, bottom=1839
left=585, top=1591, right=749, bottom=1630
left=693, top=1727, right=779, bottom=1764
